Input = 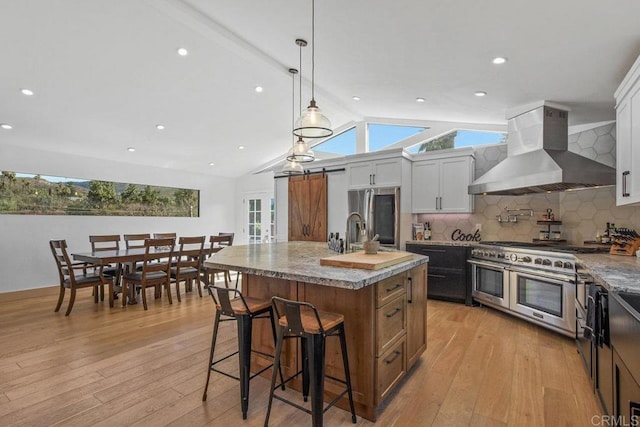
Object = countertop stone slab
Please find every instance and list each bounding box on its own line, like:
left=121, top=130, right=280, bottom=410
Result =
left=204, top=241, right=428, bottom=290
left=575, top=253, right=640, bottom=294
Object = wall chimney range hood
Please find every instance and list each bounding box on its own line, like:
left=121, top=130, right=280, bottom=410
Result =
left=468, top=101, right=616, bottom=196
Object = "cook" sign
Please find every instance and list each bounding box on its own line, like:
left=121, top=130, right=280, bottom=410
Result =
left=451, top=228, right=481, bottom=242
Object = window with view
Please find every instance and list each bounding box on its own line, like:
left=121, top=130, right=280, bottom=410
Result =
left=407, top=130, right=506, bottom=154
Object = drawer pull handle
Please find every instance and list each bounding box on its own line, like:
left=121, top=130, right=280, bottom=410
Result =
left=386, top=307, right=401, bottom=318
left=385, top=350, right=401, bottom=364
left=385, top=283, right=402, bottom=293
left=428, top=274, right=446, bottom=279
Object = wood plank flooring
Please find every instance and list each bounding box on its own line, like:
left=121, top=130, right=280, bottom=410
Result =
left=0, top=285, right=602, bottom=426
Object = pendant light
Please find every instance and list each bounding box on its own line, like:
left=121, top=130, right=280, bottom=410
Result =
left=287, top=39, right=315, bottom=163
left=282, top=67, right=304, bottom=175
left=292, top=0, right=333, bottom=141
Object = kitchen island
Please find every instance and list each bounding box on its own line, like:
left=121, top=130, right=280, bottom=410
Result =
left=205, top=242, right=429, bottom=421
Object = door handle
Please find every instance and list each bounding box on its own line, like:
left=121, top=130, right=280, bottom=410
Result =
left=372, top=174, right=375, bottom=185
left=407, top=276, right=413, bottom=303
left=369, top=174, right=373, bottom=185
left=622, top=170, right=630, bottom=197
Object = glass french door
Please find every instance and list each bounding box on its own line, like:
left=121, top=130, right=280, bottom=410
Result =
left=246, top=193, right=275, bottom=244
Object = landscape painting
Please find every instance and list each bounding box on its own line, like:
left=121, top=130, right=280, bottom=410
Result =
left=0, top=171, right=199, bottom=217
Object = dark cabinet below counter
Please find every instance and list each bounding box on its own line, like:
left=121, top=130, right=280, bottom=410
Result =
left=406, top=244, right=472, bottom=305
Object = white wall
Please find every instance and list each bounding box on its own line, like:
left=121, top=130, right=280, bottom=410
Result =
left=0, top=144, right=236, bottom=293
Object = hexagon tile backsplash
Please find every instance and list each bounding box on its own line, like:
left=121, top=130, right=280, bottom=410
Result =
left=414, top=122, right=640, bottom=245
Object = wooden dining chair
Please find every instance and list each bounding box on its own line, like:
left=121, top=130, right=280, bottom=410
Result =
left=89, top=234, right=120, bottom=275
left=121, top=238, right=175, bottom=310
left=123, top=233, right=150, bottom=273
left=218, top=233, right=238, bottom=286
left=202, top=235, right=234, bottom=288
left=170, top=236, right=206, bottom=301
left=50, top=240, right=114, bottom=315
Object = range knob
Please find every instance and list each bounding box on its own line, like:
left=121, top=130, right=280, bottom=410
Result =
left=534, top=258, right=542, bottom=265
left=509, top=253, right=518, bottom=262
left=563, top=262, right=573, bottom=269
left=542, top=259, right=552, bottom=266
left=554, top=261, right=563, bottom=268
left=521, top=256, right=532, bottom=263
left=497, top=253, right=505, bottom=259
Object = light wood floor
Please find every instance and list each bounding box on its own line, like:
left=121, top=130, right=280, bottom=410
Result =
left=0, top=284, right=602, bottom=426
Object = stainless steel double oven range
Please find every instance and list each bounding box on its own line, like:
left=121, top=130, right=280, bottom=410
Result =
left=468, top=242, right=607, bottom=338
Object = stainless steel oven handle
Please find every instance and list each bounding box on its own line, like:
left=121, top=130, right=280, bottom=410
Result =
left=507, top=265, right=576, bottom=283
left=467, top=259, right=506, bottom=270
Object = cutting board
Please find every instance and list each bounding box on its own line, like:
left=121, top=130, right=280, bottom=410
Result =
left=320, top=251, right=414, bottom=270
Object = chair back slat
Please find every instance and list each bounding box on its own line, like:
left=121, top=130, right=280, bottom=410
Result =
left=205, top=285, right=250, bottom=316
left=272, top=297, right=324, bottom=335
left=124, top=233, right=150, bottom=249
left=154, top=232, right=177, bottom=239
left=89, top=234, right=120, bottom=252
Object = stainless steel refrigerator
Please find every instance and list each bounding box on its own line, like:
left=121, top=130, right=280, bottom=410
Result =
left=347, top=187, right=400, bottom=248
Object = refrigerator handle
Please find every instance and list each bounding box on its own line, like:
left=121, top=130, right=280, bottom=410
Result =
left=364, top=188, right=374, bottom=241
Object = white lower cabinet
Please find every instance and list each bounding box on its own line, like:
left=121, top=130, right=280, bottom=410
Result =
left=412, top=153, right=474, bottom=213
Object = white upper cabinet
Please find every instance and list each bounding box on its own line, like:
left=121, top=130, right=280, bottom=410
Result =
left=411, top=152, right=474, bottom=213
left=347, top=157, right=402, bottom=189
left=615, top=53, right=640, bottom=206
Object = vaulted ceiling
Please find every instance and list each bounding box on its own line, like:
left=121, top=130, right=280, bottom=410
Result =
left=1, top=0, right=639, bottom=177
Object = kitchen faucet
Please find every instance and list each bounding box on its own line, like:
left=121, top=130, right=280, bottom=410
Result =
left=345, top=212, right=365, bottom=253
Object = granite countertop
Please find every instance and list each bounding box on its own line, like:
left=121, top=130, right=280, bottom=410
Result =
left=575, top=253, right=640, bottom=294
left=406, top=240, right=476, bottom=247
left=204, top=241, right=428, bottom=290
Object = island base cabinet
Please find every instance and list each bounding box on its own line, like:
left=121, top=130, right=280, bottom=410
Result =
left=242, top=265, right=427, bottom=422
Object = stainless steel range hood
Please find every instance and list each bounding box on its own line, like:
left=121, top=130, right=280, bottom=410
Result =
left=468, top=101, right=616, bottom=196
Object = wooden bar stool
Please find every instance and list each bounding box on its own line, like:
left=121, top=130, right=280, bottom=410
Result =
left=264, top=297, right=356, bottom=427
left=202, top=285, right=284, bottom=420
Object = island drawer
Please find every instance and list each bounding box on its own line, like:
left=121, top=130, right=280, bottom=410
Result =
left=376, top=272, right=406, bottom=308
left=376, top=294, right=406, bottom=356
left=376, top=335, right=406, bottom=404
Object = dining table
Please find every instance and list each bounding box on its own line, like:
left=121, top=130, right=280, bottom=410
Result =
left=72, top=246, right=222, bottom=305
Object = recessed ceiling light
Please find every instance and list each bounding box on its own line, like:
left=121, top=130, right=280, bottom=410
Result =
left=1, top=123, right=13, bottom=130
left=352, top=96, right=361, bottom=101
left=474, top=91, right=487, bottom=97
left=492, top=57, right=507, bottom=65
left=155, top=124, right=165, bottom=130
left=127, top=147, right=136, bottom=152
left=208, top=162, right=215, bottom=166
left=20, top=88, right=34, bottom=96
left=255, top=86, right=263, bottom=93
left=238, top=146, right=245, bottom=150
left=416, top=97, right=426, bottom=103
left=177, top=47, right=188, bottom=56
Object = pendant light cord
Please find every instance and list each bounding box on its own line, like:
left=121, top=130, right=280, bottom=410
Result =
left=311, top=0, right=315, bottom=102
left=291, top=69, right=296, bottom=147
left=299, top=42, right=303, bottom=116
